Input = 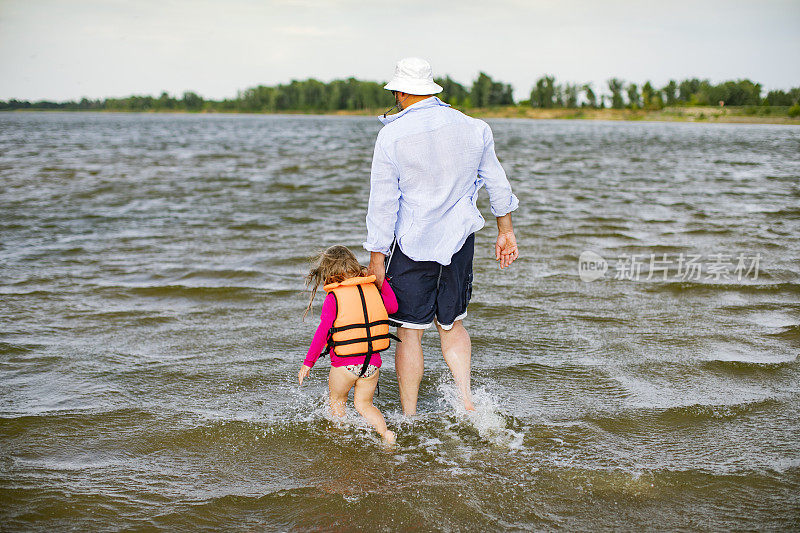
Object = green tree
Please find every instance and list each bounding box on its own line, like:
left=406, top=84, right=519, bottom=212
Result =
left=727, top=79, right=761, bottom=106
left=564, top=83, right=579, bottom=108
left=766, top=87, right=800, bottom=106
left=554, top=84, right=565, bottom=107
left=766, top=89, right=791, bottom=106
left=158, top=91, right=178, bottom=110
left=641, top=81, right=663, bottom=109
left=607, top=78, right=624, bottom=109
left=489, top=80, right=514, bottom=106
left=626, top=83, right=641, bottom=109
left=582, top=83, right=596, bottom=108
left=471, top=72, right=492, bottom=108
left=678, top=78, right=701, bottom=103
left=470, top=72, right=513, bottom=107
left=530, top=75, right=556, bottom=108
left=436, top=76, right=469, bottom=106
left=182, top=91, right=203, bottom=111
left=641, top=82, right=653, bottom=107
left=694, top=79, right=761, bottom=106
left=662, top=80, right=677, bottom=105
left=239, top=85, right=276, bottom=111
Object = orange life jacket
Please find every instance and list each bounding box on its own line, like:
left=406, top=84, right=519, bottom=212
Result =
left=322, top=274, right=400, bottom=376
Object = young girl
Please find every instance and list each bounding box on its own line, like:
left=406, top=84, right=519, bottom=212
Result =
left=299, top=245, right=399, bottom=444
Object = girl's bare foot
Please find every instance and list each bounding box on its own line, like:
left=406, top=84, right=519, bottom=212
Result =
left=382, top=430, right=396, bottom=445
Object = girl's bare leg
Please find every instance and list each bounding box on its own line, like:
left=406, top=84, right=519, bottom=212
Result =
left=328, top=365, right=358, bottom=417
left=353, top=370, right=395, bottom=443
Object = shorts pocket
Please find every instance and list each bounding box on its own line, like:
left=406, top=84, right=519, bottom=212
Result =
left=463, top=271, right=473, bottom=306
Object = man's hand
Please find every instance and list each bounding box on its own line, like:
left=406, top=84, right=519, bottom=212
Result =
left=495, top=213, right=519, bottom=269
left=496, top=231, right=519, bottom=268
left=298, top=365, right=311, bottom=385
left=367, top=251, right=386, bottom=288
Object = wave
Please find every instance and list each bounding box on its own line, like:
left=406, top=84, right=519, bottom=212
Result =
left=227, top=222, right=276, bottom=231
left=264, top=181, right=312, bottom=192
left=0, top=407, right=157, bottom=432
left=612, top=244, right=690, bottom=254
left=578, top=216, right=630, bottom=224
left=497, top=360, right=606, bottom=378
left=644, top=281, right=800, bottom=295
left=176, top=269, right=264, bottom=281
left=0, top=341, right=37, bottom=355
left=61, top=310, right=177, bottom=328
left=564, top=313, right=629, bottom=324
left=0, top=288, right=58, bottom=297
left=712, top=159, right=760, bottom=166
left=556, top=231, right=640, bottom=240
left=122, top=284, right=289, bottom=300
left=763, top=207, right=800, bottom=218
left=587, top=397, right=784, bottom=433
left=702, top=355, right=798, bottom=373
left=656, top=397, right=782, bottom=423
left=769, top=324, right=800, bottom=342
left=679, top=227, right=734, bottom=235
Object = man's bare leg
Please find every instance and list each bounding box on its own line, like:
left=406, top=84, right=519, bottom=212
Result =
left=436, top=319, right=475, bottom=411
left=395, top=326, right=425, bottom=416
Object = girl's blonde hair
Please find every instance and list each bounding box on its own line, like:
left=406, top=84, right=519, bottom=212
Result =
left=303, top=245, right=366, bottom=320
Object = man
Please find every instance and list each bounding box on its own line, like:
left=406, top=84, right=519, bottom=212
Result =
left=363, top=57, right=519, bottom=415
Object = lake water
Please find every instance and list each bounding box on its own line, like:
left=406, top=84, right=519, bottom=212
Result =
left=1, top=111, right=799, bottom=530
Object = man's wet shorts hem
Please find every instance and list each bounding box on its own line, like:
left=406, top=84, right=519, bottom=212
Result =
left=389, top=310, right=468, bottom=331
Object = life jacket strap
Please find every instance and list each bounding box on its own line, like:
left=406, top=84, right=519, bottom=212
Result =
left=359, top=351, right=372, bottom=378
left=329, top=319, right=391, bottom=333
left=328, top=332, right=397, bottom=347
left=320, top=328, right=334, bottom=359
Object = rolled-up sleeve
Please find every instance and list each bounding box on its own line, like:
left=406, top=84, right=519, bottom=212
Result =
left=363, top=132, right=401, bottom=255
left=477, top=121, right=519, bottom=217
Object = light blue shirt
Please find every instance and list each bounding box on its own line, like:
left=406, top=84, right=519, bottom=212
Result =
left=362, top=96, right=519, bottom=265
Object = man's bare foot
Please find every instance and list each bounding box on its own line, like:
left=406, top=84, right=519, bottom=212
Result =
left=382, top=430, right=396, bottom=445
left=462, top=392, right=475, bottom=411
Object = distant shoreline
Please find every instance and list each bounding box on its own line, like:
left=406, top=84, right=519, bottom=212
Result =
left=3, top=106, right=799, bottom=125
left=468, top=105, right=800, bottom=125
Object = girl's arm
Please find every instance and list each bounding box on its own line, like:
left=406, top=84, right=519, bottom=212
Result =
left=380, top=279, right=399, bottom=314
left=303, top=293, right=336, bottom=368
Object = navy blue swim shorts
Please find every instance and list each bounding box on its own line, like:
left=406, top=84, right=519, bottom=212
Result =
left=384, top=233, right=474, bottom=331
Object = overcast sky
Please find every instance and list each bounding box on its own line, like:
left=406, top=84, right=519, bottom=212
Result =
left=1, top=0, right=798, bottom=102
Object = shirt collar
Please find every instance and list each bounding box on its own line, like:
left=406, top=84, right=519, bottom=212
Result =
left=378, top=95, right=451, bottom=125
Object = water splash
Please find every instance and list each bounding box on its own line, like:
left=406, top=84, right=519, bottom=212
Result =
left=436, top=379, right=525, bottom=449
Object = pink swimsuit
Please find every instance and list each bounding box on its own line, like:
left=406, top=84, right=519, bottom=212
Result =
left=303, top=280, right=398, bottom=369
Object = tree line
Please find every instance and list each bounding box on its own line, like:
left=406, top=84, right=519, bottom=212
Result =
left=1, top=73, right=798, bottom=113
left=527, top=76, right=800, bottom=110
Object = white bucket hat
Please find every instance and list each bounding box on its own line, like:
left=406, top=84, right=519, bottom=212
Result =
left=383, top=57, right=443, bottom=95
